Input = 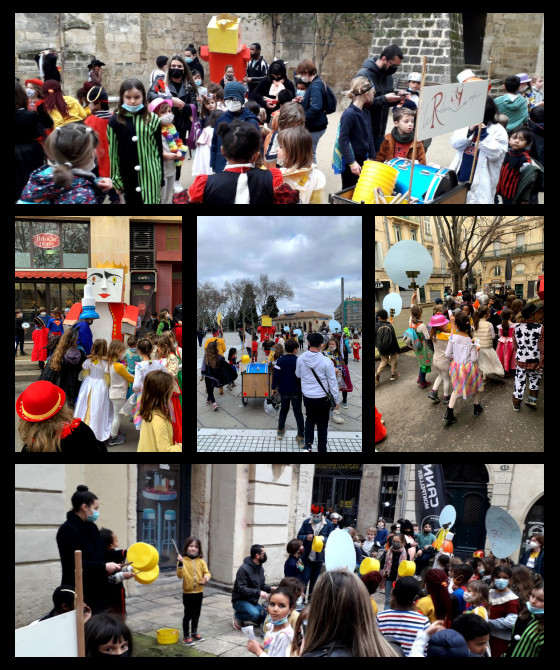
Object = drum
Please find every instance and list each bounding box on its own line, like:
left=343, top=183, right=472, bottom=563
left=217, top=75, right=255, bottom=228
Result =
left=385, top=158, right=458, bottom=203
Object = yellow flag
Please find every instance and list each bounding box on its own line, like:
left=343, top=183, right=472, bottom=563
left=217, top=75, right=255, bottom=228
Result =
left=217, top=312, right=222, bottom=325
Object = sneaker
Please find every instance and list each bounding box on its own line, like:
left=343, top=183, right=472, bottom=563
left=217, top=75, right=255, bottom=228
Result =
left=107, top=434, right=125, bottom=446
left=183, top=637, right=195, bottom=646
left=277, top=428, right=285, bottom=439
left=192, top=633, right=205, bottom=643
left=212, top=403, right=218, bottom=411
left=232, top=614, right=242, bottom=631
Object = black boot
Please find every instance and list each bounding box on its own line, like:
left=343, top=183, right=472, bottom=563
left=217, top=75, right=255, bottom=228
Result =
left=473, top=403, right=484, bottom=417
left=443, top=407, right=457, bottom=425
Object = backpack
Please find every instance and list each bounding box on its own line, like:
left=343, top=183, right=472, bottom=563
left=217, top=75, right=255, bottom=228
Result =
left=376, top=322, right=394, bottom=353
left=323, top=82, right=337, bottom=114
left=402, top=327, right=424, bottom=351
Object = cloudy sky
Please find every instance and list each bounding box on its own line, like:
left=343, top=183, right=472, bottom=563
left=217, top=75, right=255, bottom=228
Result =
left=197, top=216, right=362, bottom=317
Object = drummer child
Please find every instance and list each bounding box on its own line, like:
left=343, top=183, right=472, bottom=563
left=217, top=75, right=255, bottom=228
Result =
left=177, top=537, right=211, bottom=646
left=375, top=107, right=426, bottom=164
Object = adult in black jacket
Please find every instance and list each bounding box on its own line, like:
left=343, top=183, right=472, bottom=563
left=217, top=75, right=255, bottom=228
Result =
left=56, top=485, right=123, bottom=614
left=232, top=545, right=272, bottom=627
left=356, top=45, right=404, bottom=151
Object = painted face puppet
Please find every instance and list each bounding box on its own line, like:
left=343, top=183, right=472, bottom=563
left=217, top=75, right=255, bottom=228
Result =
left=87, top=268, right=124, bottom=302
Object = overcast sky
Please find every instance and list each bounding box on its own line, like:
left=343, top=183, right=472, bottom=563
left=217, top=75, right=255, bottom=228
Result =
left=197, top=216, right=362, bottom=317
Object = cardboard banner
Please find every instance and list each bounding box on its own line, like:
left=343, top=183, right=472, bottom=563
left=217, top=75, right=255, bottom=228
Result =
left=414, top=464, right=447, bottom=531
left=417, top=80, right=488, bottom=141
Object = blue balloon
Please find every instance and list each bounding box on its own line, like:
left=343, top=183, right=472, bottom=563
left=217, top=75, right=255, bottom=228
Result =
left=384, top=240, right=433, bottom=289
left=382, top=293, right=402, bottom=316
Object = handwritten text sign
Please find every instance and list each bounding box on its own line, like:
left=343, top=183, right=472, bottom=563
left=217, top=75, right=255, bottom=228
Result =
left=417, top=80, right=488, bottom=141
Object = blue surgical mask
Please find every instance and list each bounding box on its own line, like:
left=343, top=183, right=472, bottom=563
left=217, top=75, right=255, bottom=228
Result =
left=87, top=510, right=100, bottom=523
left=122, top=102, right=144, bottom=113
left=495, top=578, right=509, bottom=590
left=526, top=603, right=544, bottom=615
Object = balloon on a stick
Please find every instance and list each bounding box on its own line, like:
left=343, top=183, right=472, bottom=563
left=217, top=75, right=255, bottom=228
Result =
left=384, top=240, right=433, bottom=289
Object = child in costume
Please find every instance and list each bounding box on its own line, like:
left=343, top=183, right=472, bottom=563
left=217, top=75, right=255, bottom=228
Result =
left=107, top=78, right=163, bottom=205
left=403, top=303, right=432, bottom=390
left=511, top=303, right=544, bottom=411
left=496, top=308, right=517, bottom=375
left=107, top=339, right=134, bottom=447
left=375, top=406, right=387, bottom=444
left=352, top=333, right=361, bottom=361
left=177, top=537, right=211, bottom=646
left=443, top=311, right=484, bottom=426
left=74, top=339, right=113, bottom=442
left=427, top=313, right=453, bottom=405
left=148, top=98, right=186, bottom=204
left=137, top=369, right=181, bottom=452
left=31, top=315, right=49, bottom=370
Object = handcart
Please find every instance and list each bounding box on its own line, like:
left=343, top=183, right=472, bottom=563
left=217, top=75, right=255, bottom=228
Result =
left=240, top=361, right=272, bottom=405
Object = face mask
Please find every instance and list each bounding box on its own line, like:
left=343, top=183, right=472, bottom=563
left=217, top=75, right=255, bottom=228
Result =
left=526, top=603, right=544, bottom=615
left=169, top=68, right=183, bottom=78
left=225, top=100, right=242, bottom=113
left=529, top=541, right=540, bottom=549
left=160, top=113, right=174, bottom=124
left=300, top=75, right=310, bottom=83
left=26, top=88, right=35, bottom=97
left=463, top=593, right=474, bottom=603
left=194, top=80, right=201, bottom=87
left=392, top=542, right=402, bottom=550
left=385, top=64, right=399, bottom=75
left=495, top=579, right=509, bottom=590
left=185, top=57, right=193, bottom=63
left=259, top=553, right=268, bottom=564
left=87, top=509, right=100, bottom=523
left=270, top=614, right=290, bottom=627
left=122, top=103, right=144, bottom=113
left=311, top=515, right=322, bottom=524
left=99, top=650, right=130, bottom=657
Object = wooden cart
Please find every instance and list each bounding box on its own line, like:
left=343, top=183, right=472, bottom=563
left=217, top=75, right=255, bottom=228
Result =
left=240, top=362, right=272, bottom=405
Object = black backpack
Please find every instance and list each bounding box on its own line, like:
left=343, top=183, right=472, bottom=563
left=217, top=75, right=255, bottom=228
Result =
left=376, top=322, right=394, bottom=353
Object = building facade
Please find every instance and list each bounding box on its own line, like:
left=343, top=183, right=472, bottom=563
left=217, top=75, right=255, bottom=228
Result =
left=371, top=464, right=544, bottom=561
left=16, top=464, right=374, bottom=627
left=15, top=216, right=182, bottom=341
left=272, top=310, right=331, bottom=333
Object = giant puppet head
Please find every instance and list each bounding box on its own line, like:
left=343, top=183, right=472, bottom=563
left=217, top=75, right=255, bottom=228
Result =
left=86, top=267, right=125, bottom=302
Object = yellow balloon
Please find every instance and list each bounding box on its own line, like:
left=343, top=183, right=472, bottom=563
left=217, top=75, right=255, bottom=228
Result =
left=312, top=536, right=324, bottom=553
left=398, top=560, right=416, bottom=577
left=360, top=557, right=381, bottom=575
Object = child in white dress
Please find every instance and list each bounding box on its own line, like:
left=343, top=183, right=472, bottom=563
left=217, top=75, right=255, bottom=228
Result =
left=74, top=339, right=113, bottom=441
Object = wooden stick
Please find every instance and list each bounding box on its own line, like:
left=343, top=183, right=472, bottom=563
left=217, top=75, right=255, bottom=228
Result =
left=407, top=55, right=427, bottom=203
left=377, top=188, right=387, bottom=204
left=469, top=49, right=493, bottom=184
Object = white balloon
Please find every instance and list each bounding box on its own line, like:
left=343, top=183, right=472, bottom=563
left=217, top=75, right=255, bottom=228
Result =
left=384, top=240, right=433, bottom=288
left=325, top=529, right=356, bottom=572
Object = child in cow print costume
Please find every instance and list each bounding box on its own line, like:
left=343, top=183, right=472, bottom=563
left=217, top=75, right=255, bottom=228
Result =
left=512, top=303, right=544, bottom=411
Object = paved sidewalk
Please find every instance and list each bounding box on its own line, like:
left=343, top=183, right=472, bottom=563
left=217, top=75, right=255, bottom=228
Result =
left=197, top=428, right=362, bottom=452
left=197, top=332, right=362, bottom=447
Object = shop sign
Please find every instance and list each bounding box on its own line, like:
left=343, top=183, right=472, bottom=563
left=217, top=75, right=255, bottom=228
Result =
left=33, top=233, right=60, bottom=249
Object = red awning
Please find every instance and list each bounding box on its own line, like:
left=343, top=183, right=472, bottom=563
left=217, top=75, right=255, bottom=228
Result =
left=15, top=271, right=87, bottom=279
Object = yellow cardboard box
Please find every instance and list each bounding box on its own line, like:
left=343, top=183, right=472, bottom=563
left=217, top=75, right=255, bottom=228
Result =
left=207, top=14, right=241, bottom=55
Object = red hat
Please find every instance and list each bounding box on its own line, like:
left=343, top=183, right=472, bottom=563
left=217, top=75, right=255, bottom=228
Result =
left=311, top=504, right=324, bottom=515
left=24, top=78, right=44, bottom=87
left=16, top=381, right=66, bottom=422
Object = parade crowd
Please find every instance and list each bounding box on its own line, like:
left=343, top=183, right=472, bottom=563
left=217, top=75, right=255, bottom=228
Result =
left=49, top=491, right=544, bottom=657
left=17, top=43, right=543, bottom=204
left=375, top=288, right=544, bottom=436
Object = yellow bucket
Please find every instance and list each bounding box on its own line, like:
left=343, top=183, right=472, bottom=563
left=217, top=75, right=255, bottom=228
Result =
left=352, top=161, right=398, bottom=203
left=156, top=628, right=180, bottom=645
left=127, top=542, right=159, bottom=572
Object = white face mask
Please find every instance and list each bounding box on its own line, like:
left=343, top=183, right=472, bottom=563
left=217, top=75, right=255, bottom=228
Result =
left=225, top=100, right=242, bottom=112
left=160, top=113, right=174, bottom=124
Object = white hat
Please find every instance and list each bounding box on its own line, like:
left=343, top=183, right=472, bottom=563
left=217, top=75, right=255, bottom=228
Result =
left=457, top=69, right=476, bottom=83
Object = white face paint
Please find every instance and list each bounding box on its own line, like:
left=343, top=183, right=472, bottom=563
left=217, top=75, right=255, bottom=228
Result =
left=87, top=268, right=124, bottom=302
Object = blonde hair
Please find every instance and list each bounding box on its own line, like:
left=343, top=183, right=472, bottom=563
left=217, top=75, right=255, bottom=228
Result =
left=346, top=76, right=374, bottom=100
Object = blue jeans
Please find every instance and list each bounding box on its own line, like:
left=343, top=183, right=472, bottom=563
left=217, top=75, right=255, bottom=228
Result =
left=233, top=600, right=267, bottom=625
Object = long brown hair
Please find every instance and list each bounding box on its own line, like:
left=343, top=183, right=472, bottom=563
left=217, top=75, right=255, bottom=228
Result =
left=204, top=340, right=220, bottom=369
left=49, top=328, right=78, bottom=371
left=115, top=78, right=151, bottom=126
left=300, top=569, right=400, bottom=657
left=139, top=369, right=172, bottom=422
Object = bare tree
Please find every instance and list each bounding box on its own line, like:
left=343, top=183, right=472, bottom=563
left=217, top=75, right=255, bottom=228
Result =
left=433, top=215, right=541, bottom=294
